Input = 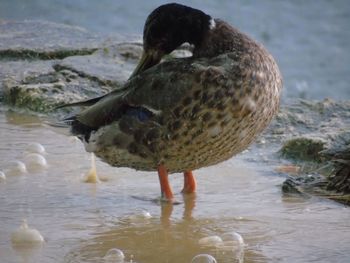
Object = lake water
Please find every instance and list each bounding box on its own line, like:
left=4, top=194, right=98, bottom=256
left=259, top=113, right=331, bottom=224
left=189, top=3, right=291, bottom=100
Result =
left=0, top=110, right=349, bottom=263
left=0, top=0, right=349, bottom=100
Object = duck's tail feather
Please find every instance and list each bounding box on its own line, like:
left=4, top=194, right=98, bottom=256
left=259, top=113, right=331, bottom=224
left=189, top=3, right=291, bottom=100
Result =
left=54, top=94, right=107, bottom=110
left=43, top=115, right=76, bottom=137
left=44, top=114, right=94, bottom=142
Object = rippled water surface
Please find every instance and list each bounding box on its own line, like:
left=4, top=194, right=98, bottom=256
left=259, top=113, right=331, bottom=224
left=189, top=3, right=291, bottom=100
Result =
left=0, top=110, right=349, bottom=263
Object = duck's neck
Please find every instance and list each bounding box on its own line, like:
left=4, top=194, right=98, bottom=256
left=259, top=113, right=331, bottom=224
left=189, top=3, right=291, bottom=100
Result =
left=193, top=19, right=254, bottom=58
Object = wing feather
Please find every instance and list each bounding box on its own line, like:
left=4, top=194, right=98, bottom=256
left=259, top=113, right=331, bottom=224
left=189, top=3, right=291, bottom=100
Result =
left=68, top=55, right=228, bottom=132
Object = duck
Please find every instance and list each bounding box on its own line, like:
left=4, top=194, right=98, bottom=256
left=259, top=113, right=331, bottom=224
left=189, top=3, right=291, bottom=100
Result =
left=59, top=3, right=282, bottom=202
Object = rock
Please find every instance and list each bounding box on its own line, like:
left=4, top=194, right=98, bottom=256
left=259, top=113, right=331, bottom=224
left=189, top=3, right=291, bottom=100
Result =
left=0, top=20, right=102, bottom=60
left=327, top=160, right=350, bottom=193
left=0, top=21, right=143, bottom=112
left=322, top=131, right=350, bottom=203
left=321, top=131, right=350, bottom=160
left=54, top=42, right=143, bottom=87
left=282, top=170, right=350, bottom=205
left=279, top=137, right=326, bottom=162
left=259, top=99, right=350, bottom=162
left=267, top=99, right=350, bottom=139
left=274, top=100, right=350, bottom=205
left=1, top=60, right=112, bottom=112
left=0, top=60, right=57, bottom=102
left=282, top=174, right=328, bottom=196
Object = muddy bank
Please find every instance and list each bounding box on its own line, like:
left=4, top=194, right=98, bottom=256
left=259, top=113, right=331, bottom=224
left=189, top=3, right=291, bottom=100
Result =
left=1, top=20, right=349, bottom=204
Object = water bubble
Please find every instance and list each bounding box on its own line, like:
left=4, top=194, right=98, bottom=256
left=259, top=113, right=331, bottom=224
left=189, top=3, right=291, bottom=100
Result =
left=11, top=219, right=44, bottom=244
left=6, top=161, right=27, bottom=176
left=0, top=171, right=6, bottom=181
left=128, top=209, right=152, bottom=222
left=24, top=153, right=47, bottom=171
left=26, top=142, right=46, bottom=155
left=139, top=210, right=152, bottom=219
left=191, top=254, right=217, bottom=263
left=221, top=232, right=244, bottom=247
left=219, top=232, right=245, bottom=263
left=103, top=248, right=125, bottom=262
left=198, top=236, right=223, bottom=247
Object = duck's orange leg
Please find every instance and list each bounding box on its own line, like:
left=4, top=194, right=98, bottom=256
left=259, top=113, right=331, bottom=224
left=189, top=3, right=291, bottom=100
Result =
left=181, top=170, right=197, bottom=194
left=158, top=164, right=174, bottom=201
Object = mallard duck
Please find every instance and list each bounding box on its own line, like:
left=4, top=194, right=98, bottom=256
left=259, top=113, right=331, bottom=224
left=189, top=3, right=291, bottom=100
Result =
left=60, top=3, right=282, bottom=201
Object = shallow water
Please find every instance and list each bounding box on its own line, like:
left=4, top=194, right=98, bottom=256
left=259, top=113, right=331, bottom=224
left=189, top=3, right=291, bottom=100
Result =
left=1, top=0, right=349, bottom=100
left=0, top=110, right=350, bottom=263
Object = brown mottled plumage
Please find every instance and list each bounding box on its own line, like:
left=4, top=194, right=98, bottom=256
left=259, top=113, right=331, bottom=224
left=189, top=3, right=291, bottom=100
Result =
left=61, top=3, right=282, bottom=200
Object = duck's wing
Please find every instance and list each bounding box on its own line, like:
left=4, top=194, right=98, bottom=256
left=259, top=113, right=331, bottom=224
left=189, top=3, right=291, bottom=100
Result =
left=74, top=57, right=215, bottom=130
left=71, top=87, right=130, bottom=129
left=124, top=58, right=201, bottom=113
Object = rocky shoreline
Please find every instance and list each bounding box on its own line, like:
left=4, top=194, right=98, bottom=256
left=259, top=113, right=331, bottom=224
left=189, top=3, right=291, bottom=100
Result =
left=0, top=20, right=145, bottom=112
left=271, top=100, right=350, bottom=205
left=1, top=20, right=349, bottom=205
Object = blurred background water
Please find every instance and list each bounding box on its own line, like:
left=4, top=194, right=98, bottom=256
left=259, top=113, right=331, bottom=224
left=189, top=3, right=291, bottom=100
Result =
left=0, top=0, right=349, bottom=100
left=0, top=0, right=350, bottom=99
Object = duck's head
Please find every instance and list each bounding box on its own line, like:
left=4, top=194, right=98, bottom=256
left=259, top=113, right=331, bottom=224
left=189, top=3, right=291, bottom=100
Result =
left=130, top=3, right=215, bottom=78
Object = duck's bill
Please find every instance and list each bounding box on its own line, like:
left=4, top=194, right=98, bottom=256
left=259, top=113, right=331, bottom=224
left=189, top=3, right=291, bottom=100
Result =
left=129, top=50, right=162, bottom=79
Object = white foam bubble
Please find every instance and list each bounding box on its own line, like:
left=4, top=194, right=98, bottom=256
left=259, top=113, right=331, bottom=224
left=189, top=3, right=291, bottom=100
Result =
left=128, top=209, right=152, bottom=222
left=198, top=235, right=223, bottom=247
left=103, top=248, right=125, bottom=262
left=220, top=232, right=245, bottom=263
left=6, top=161, right=27, bottom=176
left=24, top=153, right=48, bottom=171
left=191, top=254, right=217, bottom=263
left=26, top=142, right=46, bottom=155
left=11, top=219, right=44, bottom=244
left=221, top=232, right=244, bottom=246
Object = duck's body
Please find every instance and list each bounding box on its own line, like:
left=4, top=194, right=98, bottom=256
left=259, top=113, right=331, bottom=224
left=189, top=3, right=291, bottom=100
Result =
left=63, top=4, right=282, bottom=200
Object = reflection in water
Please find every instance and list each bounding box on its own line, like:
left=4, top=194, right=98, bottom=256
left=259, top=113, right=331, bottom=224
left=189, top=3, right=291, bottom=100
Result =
left=65, top=197, right=261, bottom=263
left=5, top=110, right=42, bottom=126
left=160, top=194, right=196, bottom=227
left=1, top=110, right=350, bottom=263
left=11, top=243, right=44, bottom=263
